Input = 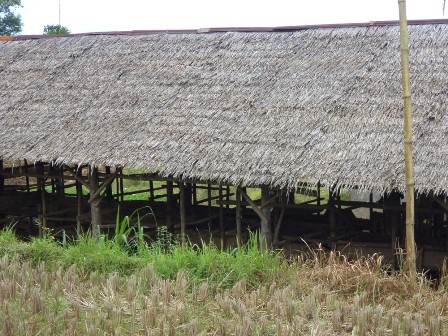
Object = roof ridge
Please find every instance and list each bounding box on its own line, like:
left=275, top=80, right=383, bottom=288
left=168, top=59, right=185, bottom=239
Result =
left=2, top=18, right=448, bottom=41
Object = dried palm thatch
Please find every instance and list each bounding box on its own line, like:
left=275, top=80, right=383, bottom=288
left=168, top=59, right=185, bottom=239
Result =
left=0, top=21, right=448, bottom=194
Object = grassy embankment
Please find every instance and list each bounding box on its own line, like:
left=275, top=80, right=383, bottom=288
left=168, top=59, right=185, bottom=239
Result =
left=0, top=221, right=447, bottom=335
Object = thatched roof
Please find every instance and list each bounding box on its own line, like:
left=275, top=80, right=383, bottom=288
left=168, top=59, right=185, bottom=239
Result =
left=1, top=21, right=448, bottom=193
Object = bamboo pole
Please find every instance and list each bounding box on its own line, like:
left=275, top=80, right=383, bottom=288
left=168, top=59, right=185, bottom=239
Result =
left=398, top=0, right=416, bottom=275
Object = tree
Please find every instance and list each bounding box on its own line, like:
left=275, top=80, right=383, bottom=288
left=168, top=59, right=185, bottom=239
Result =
left=0, top=0, right=22, bottom=36
left=43, top=24, right=70, bottom=35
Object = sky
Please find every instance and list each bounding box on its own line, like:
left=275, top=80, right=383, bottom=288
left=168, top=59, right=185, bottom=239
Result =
left=18, top=0, right=447, bottom=35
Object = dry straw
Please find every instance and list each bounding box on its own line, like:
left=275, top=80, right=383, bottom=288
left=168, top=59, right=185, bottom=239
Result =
left=1, top=23, right=448, bottom=193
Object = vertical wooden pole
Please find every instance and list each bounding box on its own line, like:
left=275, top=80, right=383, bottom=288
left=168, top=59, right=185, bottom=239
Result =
left=89, top=166, right=101, bottom=236
left=235, top=186, right=242, bottom=244
left=207, top=183, right=212, bottom=226
left=24, top=159, right=30, bottom=192
left=119, top=171, right=124, bottom=202
left=218, top=184, right=225, bottom=249
left=226, top=186, right=230, bottom=210
left=76, top=167, right=83, bottom=236
left=260, top=186, right=273, bottom=250
left=166, top=181, right=174, bottom=231
left=398, top=0, right=416, bottom=276
left=329, top=189, right=336, bottom=250
left=179, top=182, right=186, bottom=243
left=192, top=183, right=197, bottom=206
left=317, top=182, right=321, bottom=207
left=149, top=181, right=154, bottom=201
left=36, top=163, right=47, bottom=236
left=105, top=166, right=113, bottom=201
left=0, top=160, right=3, bottom=191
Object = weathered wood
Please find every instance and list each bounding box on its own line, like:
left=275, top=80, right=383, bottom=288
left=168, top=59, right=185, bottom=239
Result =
left=89, top=166, right=101, bottom=236
left=273, top=193, right=286, bottom=246
left=36, top=163, right=47, bottom=237
left=329, top=190, right=336, bottom=250
left=64, top=165, right=91, bottom=190
left=236, top=186, right=242, bottom=244
left=219, top=184, right=225, bottom=249
left=240, top=189, right=268, bottom=222
left=166, top=181, right=174, bottom=231
left=192, top=183, right=197, bottom=206
left=76, top=167, right=83, bottom=235
left=88, top=167, right=122, bottom=204
left=179, top=182, right=186, bottom=243
left=260, top=186, right=273, bottom=250
left=149, top=181, right=155, bottom=201
left=0, top=160, right=4, bottom=191
left=105, top=166, right=113, bottom=200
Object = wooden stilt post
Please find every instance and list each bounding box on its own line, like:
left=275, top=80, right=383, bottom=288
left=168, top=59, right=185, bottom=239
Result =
left=89, top=166, right=101, bottom=236
left=329, top=189, right=336, bottom=250
left=260, top=186, right=273, bottom=250
left=219, top=184, right=225, bottom=249
left=179, top=182, right=186, bottom=244
left=119, top=171, right=124, bottom=202
left=0, top=160, right=3, bottom=192
left=149, top=181, right=154, bottom=201
left=236, top=186, right=242, bottom=244
left=105, top=166, right=113, bottom=201
left=24, top=159, right=30, bottom=192
left=273, top=190, right=286, bottom=246
left=76, top=167, right=83, bottom=236
left=207, top=183, right=212, bottom=227
left=36, top=163, right=47, bottom=237
left=166, top=181, right=174, bottom=231
left=192, top=183, right=197, bottom=206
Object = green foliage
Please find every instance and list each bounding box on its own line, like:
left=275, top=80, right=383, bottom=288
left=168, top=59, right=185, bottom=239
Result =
left=0, top=0, right=22, bottom=36
left=43, top=24, right=70, bottom=35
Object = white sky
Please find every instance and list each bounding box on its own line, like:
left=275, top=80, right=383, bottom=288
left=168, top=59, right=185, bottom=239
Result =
left=19, top=0, right=447, bottom=35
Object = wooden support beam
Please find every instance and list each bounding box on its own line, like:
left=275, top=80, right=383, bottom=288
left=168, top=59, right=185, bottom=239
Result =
left=64, top=165, right=91, bottom=191
left=240, top=189, right=268, bottom=222
left=260, top=186, right=273, bottom=250
left=89, top=166, right=101, bottom=236
left=105, top=166, right=113, bottom=200
left=36, top=163, right=47, bottom=237
left=179, top=182, right=186, bottom=243
left=76, top=167, right=83, bottom=236
left=219, top=184, right=225, bottom=249
left=166, top=181, right=174, bottom=231
left=236, top=186, right=242, bottom=244
left=0, top=160, right=4, bottom=191
left=149, top=180, right=155, bottom=201
left=329, top=190, right=336, bottom=250
left=273, top=192, right=286, bottom=246
left=88, top=167, right=122, bottom=204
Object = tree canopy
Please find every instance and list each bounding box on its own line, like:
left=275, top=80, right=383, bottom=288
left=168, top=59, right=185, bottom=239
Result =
left=0, top=0, right=22, bottom=36
left=43, top=24, right=70, bottom=35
